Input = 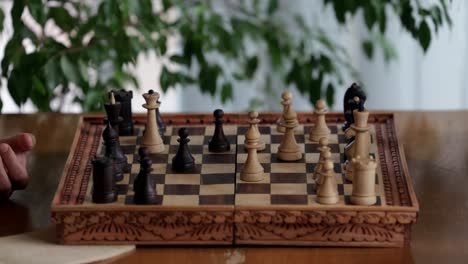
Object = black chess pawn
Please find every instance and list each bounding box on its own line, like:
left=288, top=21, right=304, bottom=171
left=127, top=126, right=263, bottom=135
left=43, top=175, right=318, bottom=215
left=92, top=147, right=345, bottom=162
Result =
left=112, top=90, right=134, bottom=136
left=172, top=128, right=195, bottom=172
left=156, top=99, right=166, bottom=137
left=92, top=155, right=117, bottom=204
left=342, top=83, right=366, bottom=131
left=133, top=147, right=157, bottom=204
left=102, top=121, right=127, bottom=181
left=208, top=109, right=230, bottom=152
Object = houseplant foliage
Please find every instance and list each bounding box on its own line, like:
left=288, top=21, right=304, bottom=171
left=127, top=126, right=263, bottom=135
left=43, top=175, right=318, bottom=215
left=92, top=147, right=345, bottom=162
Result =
left=0, top=0, right=451, bottom=112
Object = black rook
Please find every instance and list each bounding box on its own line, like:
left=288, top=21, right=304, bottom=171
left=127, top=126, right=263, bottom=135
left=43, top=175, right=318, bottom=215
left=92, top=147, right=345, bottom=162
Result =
left=112, top=90, right=134, bottom=136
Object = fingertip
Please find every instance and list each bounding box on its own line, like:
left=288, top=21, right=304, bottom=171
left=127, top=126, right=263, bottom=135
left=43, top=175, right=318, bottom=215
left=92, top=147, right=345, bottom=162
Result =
left=0, top=143, right=10, bottom=154
left=24, top=133, right=36, bottom=150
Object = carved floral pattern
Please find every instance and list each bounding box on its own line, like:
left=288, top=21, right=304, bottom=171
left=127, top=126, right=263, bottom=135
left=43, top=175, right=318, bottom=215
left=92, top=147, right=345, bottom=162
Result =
left=52, top=211, right=233, bottom=243
left=234, top=210, right=416, bottom=244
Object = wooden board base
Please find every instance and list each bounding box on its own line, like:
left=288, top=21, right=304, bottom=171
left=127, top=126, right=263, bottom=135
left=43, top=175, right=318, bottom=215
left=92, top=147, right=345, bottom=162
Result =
left=51, top=113, right=418, bottom=246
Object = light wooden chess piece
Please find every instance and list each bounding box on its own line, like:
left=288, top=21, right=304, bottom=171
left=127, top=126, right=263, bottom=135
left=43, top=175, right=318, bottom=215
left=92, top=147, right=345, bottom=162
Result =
left=276, top=116, right=285, bottom=133
left=344, top=109, right=371, bottom=161
left=312, top=137, right=330, bottom=181
left=277, top=91, right=302, bottom=161
left=245, top=111, right=265, bottom=151
left=316, top=160, right=339, bottom=205
left=314, top=148, right=332, bottom=191
left=241, top=111, right=265, bottom=182
left=141, top=90, right=165, bottom=153
left=309, top=99, right=331, bottom=142
left=350, top=156, right=377, bottom=205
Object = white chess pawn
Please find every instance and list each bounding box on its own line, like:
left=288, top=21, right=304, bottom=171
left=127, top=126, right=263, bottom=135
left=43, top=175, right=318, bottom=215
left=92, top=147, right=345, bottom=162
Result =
left=350, top=156, right=377, bottom=205
left=245, top=111, right=265, bottom=151
left=313, top=137, right=330, bottom=180
left=309, top=99, right=331, bottom=142
left=314, top=148, right=332, bottom=190
left=316, top=160, right=339, bottom=205
left=277, top=91, right=302, bottom=161
left=141, top=90, right=165, bottom=153
left=241, top=111, right=265, bottom=182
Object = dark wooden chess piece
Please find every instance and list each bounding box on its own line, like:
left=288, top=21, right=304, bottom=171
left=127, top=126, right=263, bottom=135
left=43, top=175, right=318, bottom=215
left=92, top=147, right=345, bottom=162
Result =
left=92, top=155, right=117, bottom=204
left=208, top=109, right=231, bottom=152
left=102, top=121, right=127, bottom=181
left=133, top=147, right=157, bottom=204
left=172, top=128, right=195, bottom=172
left=112, top=90, right=134, bottom=136
left=156, top=99, right=166, bottom=137
left=342, top=83, right=367, bottom=131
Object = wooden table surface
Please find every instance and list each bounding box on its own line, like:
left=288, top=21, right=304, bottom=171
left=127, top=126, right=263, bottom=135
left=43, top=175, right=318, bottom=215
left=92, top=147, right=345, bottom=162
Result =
left=0, top=112, right=466, bottom=264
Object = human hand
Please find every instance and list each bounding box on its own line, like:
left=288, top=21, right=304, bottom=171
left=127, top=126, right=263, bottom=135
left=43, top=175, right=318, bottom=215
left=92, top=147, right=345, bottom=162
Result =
left=0, top=133, right=36, bottom=200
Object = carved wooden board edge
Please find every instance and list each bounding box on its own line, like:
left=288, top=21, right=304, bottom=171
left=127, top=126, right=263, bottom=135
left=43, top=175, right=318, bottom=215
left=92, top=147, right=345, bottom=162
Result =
left=233, top=209, right=417, bottom=247
left=51, top=209, right=234, bottom=245
left=51, top=116, right=85, bottom=207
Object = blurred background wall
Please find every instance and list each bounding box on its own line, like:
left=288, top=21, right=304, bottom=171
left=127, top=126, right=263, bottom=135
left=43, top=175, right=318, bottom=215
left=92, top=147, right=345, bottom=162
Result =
left=1, top=1, right=467, bottom=113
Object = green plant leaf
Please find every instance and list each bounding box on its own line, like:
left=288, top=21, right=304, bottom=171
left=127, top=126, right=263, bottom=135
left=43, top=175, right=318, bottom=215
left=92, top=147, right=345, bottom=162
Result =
left=246, top=56, right=258, bottom=78
left=418, top=20, right=431, bottom=52
left=0, top=8, right=4, bottom=31
left=60, top=56, right=80, bottom=84
left=362, top=40, right=374, bottom=59
left=7, top=68, right=32, bottom=105
left=49, top=6, right=75, bottom=32
left=267, top=0, right=279, bottom=15
left=220, top=82, right=233, bottom=103
left=326, top=83, right=335, bottom=107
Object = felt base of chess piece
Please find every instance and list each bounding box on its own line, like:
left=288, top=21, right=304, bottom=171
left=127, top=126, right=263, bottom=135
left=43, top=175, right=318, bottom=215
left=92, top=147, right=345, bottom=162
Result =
left=172, top=128, right=195, bottom=173
left=133, top=148, right=157, bottom=205
left=92, top=156, right=117, bottom=204
left=208, top=109, right=231, bottom=153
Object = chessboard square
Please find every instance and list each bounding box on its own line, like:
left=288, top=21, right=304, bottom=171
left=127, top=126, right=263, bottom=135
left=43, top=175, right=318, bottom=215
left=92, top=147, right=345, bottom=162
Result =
left=235, top=194, right=270, bottom=206
left=164, top=127, right=173, bottom=136
left=121, top=145, right=136, bottom=154
left=201, top=164, right=235, bottom=174
left=199, top=194, right=234, bottom=205
left=151, top=163, right=167, bottom=174
left=271, top=163, right=306, bottom=173
left=117, top=173, right=131, bottom=184
left=271, top=195, right=308, bottom=205
left=166, top=164, right=202, bottom=174
left=305, top=153, right=320, bottom=163
left=335, top=173, right=344, bottom=184
left=201, top=174, right=235, bottom=185
left=200, top=184, right=234, bottom=195
left=165, top=174, right=200, bottom=185
left=328, top=134, right=339, bottom=144
left=202, top=145, right=237, bottom=154
left=164, top=184, right=200, bottom=195
left=237, top=153, right=271, bottom=164
left=156, top=183, right=164, bottom=194
left=202, top=154, right=236, bottom=164
left=307, top=183, right=316, bottom=194
left=168, top=154, right=202, bottom=164
left=329, top=126, right=338, bottom=134
left=120, top=136, right=138, bottom=146
left=306, top=163, right=315, bottom=173
left=236, top=173, right=270, bottom=184
left=338, top=134, right=347, bottom=144
left=270, top=173, right=306, bottom=183
left=148, top=153, right=169, bottom=164
left=304, top=144, right=321, bottom=154
left=131, top=164, right=140, bottom=174
left=334, top=162, right=342, bottom=173
left=163, top=195, right=199, bottom=206
left=163, top=135, right=171, bottom=144
left=271, top=183, right=307, bottom=195
left=236, top=183, right=270, bottom=194
left=337, top=184, right=344, bottom=195
left=151, top=174, right=165, bottom=184
left=116, top=184, right=129, bottom=195
left=224, top=125, right=239, bottom=135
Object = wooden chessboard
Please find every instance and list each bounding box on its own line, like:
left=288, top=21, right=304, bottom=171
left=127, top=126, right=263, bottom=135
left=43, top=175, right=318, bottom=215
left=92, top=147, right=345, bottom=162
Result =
left=51, top=113, right=419, bottom=247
